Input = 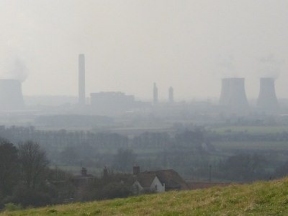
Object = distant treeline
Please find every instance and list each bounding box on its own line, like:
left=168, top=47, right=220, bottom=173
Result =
left=208, top=130, right=288, bottom=142
left=0, top=126, right=288, bottom=183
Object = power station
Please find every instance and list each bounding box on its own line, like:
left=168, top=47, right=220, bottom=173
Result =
left=0, top=79, right=24, bottom=110
left=219, top=78, right=249, bottom=112
left=257, top=77, right=279, bottom=112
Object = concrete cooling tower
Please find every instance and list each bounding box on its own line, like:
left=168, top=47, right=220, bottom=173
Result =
left=219, top=78, right=231, bottom=106
left=257, top=77, right=279, bottom=113
left=0, top=79, right=24, bottom=110
left=219, top=78, right=249, bottom=112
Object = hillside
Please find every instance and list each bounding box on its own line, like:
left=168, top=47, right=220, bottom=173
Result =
left=1, top=178, right=288, bottom=216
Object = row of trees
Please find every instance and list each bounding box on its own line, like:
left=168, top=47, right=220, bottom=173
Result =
left=0, top=139, right=58, bottom=208
left=0, top=139, right=141, bottom=208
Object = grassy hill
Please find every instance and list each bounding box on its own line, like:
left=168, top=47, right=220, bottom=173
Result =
left=1, top=178, right=288, bottom=216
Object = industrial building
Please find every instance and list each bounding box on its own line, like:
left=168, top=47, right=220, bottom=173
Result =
left=90, top=92, right=138, bottom=115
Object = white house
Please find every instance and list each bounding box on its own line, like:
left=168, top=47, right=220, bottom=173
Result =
left=132, top=166, right=188, bottom=194
left=132, top=173, right=165, bottom=193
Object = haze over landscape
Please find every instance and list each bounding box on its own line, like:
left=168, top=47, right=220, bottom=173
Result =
left=1, top=0, right=288, bottom=100
left=2, top=1, right=288, bottom=213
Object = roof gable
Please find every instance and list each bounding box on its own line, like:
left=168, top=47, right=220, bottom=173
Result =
left=136, top=173, right=157, bottom=188
left=139, top=169, right=188, bottom=190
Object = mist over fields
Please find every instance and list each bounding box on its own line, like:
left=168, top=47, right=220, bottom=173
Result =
left=1, top=0, right=288, bottom=210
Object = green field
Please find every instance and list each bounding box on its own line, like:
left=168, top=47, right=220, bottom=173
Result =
left=213, top=141, right=288, bottom=151
left=2, top=178, right=288, bottom=215
left=211, top=125, right=288, bottom=134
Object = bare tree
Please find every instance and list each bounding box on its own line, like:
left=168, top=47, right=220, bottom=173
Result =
left=0, top=139, right=19, bottom=196
left=18, top=141, right=49, bottom=189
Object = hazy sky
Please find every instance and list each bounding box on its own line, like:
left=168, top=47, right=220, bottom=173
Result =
left=1, top=0, right=288, bottom=101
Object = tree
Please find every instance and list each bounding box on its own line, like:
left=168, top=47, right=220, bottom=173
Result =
left=18, top=141, right=49, bottom=189
left=274, top=160, right=288, bottom=179
left=221, top=153, right=267, bottom=182
left=0, top=139, right=19, bottom=197
left=59, top=146, right=79, bottom=165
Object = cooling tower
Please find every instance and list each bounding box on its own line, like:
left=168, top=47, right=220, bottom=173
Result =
left=219, top=78, right=249, bottom=112
left=257, top=78, right=279, bottom=112
left=0, top=79, right=24, bottom=110
left=219, top=78, right=231, bottom=106
left=78, top=54, right=85, bottom=105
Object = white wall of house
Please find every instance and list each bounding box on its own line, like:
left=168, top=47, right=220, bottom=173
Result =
left=132, top=181, right=143, bottom=194
left=150, top=177, right=165, bottom=193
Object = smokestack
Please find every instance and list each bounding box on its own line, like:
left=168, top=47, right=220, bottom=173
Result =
left=169, top=86, right=174, bottom=103
left=257, top=77, right=279, bottom=112
left=78, top=54, right=85, bottom=105
left=219, top=78, right=249, bottom=112
left=153, top=83, right=158, bottom=105
left=0, top=79, right=24, bottom=110
left=133, top=165, right=140, bottom=175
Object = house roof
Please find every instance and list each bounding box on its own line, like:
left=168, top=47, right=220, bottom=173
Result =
left=136, top=169, right=188, bottom=190
left=136, top=172, right=157, bottom=188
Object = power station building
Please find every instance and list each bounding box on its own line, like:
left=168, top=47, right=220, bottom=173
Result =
left=0, top=79, right=24, bottom=110
left=219, top=78, right=249, bottom=113
left=90, top=92, right=138, bottom=115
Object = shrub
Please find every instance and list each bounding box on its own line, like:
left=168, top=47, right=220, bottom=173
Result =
left=4, top=202, right=22, bottom=211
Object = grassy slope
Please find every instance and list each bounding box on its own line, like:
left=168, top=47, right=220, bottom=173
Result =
left=2, top=178, right=288, bottom=216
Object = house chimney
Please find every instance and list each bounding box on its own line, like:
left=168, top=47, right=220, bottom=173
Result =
left=103, top=166, right=108, bottom=178
left=81, top=167, right=87, bottom=176
left=133, top=165, right=140, bottom=175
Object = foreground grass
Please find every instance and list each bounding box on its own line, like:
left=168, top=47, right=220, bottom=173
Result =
left=2, top=178, right=288, bottom=216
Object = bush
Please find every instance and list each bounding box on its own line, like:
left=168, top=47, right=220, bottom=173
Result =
left=99, top=182, right=133, bottom=200
left=10, top=186, right=52, bottom=207
left=4, top=203, right=22, bottom=211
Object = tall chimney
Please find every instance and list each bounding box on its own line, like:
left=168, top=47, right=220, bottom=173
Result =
left=133, top=165, right=140, bottom=175
left=257, top=77, right=279, bottom=113
left=78, top=54, right=85, bottom=105
left=219, top=78, right=249, bottom=112
left=169, top=86, right=174, bottom=103
left=153, top=83, right=158, bottom=105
